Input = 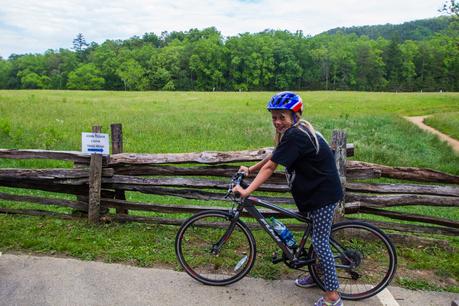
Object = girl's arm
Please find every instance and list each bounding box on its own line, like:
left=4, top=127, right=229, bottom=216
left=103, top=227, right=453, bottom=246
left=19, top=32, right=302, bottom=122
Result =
left=233, top=159, right=278, bottom=198
left=239, top=153, right=272, bottom=176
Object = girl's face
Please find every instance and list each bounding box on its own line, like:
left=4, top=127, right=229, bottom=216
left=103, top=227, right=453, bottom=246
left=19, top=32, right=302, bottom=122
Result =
left=271, top=110, right=294, bottom=133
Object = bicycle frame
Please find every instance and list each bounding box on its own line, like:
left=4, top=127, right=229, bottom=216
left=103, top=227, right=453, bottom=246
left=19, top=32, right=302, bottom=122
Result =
left=220, top=173, right=355, bottom=269
left=231, top=195, right=313, bottom=262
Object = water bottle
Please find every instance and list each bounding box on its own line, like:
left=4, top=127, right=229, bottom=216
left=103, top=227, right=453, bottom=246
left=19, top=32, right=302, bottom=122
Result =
left=269, top=217, right=296, bottom=248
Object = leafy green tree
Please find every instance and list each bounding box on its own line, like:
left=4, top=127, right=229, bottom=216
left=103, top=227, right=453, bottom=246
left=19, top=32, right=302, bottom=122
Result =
left=88, top=40, right=123, bottom=90
left=147, top=42, right=182, bottom=90
left=18, top=71, right=50, bottom=89
left=438, top=11, right=459, bottom=90
left=73, top=33, right=89, bottom=52
left=268, top=31, right=303, bottom=90
left=14, top=54, right=48, bottom=75
left=162, top=80, right=175, bottom=91
left=44, top=49, right=79, bottom=89
left=67, top=63, right=105, bottom=90
left=399, top=41, right=419, bottom=90
left=311, top=46, right=331, bottom=90
left=412, top=36, right=456, bottom=91
left=226, top=34, right=254, bottom=91
left=323, top=34, right=357, bottom=90
left=294, top=39, right=317, bottom=89
left=428, top=35, right=457, bottom=91
left=186, top=28, right=227, bottom=90
left=354, top=38, right=387, bottom=91
left=272, top=45, right=301, bottom=90
left=226, top=33, right=276, bottom=91
left=142, top=32, right=161, bottom=47
left=128, top=45, right=157, bottom=66
left=383, top=37, right=404, bottom=90
left=72, top=33, right=89, bottom=61
left=116, top=59, right=148, bottom=90
left=160, top=30, right=187, bottom=46
left=9, top=54, right=49, bottom=88
left=0, top=59, right=12, bottom=89
left=149, top=66, right=171, bottom=90
left=414, top=41, right=435, bottom=90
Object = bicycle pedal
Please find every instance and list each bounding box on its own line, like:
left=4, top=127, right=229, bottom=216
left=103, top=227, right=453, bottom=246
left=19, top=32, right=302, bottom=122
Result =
left=271, top=252, right=283, bottom=264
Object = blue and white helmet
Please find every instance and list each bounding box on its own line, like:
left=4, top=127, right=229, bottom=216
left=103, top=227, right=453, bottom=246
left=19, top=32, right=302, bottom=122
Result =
left=266, top=91, right=303, bottom=113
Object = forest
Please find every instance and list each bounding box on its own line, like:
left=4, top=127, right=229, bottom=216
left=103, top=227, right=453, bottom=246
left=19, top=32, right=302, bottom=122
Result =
left=0, top=16, right=457, bottom=92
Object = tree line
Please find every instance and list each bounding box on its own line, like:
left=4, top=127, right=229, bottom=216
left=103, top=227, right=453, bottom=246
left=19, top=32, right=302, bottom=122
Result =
left=325, top=16, right=453, bottom=41
left=0, top=18, right=457, bottom=92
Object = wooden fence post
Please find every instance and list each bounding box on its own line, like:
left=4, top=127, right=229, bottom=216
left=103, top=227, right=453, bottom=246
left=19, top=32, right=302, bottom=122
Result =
left=332, top=130, right=347, bottom=221
left=88, top=125, right=103, bottom=224
left=111, top=123, right=128, bottom=215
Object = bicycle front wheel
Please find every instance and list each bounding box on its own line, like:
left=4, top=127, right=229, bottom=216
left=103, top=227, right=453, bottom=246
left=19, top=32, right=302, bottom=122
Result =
left=175, top=210, right=256, bottom=286
left=308, top=221, right=397, bottom=300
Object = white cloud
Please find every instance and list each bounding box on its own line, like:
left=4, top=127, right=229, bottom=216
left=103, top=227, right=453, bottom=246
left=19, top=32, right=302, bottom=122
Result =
left=0, top=0, right=445, bottom=58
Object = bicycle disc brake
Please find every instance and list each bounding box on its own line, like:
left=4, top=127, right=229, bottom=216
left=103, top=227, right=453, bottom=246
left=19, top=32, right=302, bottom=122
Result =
left=341, top=249, right=363, bottom=267
left=340, top=249, right=363, bottom=280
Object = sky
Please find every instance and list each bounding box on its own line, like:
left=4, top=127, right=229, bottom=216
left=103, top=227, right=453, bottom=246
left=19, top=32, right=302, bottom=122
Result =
left=0, top=0, right=447, bottom=58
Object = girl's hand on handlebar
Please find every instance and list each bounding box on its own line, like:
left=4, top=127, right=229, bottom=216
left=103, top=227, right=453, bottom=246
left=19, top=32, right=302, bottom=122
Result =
left=238, top=166, right=250, bottom=176
left=232, top=185, right=249, bottom=198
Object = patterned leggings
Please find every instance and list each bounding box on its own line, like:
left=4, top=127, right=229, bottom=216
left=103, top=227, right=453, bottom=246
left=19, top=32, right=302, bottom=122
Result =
left=310, top=203, right=339, bottom=291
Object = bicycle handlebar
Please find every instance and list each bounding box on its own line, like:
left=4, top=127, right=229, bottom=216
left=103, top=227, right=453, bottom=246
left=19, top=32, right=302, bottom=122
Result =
left=225, top=172, right=249, bottom=198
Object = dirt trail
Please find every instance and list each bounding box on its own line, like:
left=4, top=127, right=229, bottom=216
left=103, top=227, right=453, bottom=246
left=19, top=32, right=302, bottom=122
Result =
left=404, top=115, right=459, bottom=154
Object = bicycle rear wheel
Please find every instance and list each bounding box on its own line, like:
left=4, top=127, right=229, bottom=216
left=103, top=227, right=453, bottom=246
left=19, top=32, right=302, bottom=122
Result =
left=308, top=221, right=397, bottom=300
left=175, top=210, right=256, bottom=286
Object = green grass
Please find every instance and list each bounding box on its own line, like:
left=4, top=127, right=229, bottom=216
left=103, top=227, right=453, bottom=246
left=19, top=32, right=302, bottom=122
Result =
left=0, top=214, right=178, bottom=266
left=0, top=90, right=459, bottom=292
left=0, top=90, right=458, bottom=172
left=424, top=112, right=459, bottom=141
left=398, top=277, right=459, bottom=293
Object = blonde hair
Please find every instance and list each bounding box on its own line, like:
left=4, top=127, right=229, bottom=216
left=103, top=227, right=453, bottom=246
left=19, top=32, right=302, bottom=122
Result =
left=274, top=112, right=320, bottom=154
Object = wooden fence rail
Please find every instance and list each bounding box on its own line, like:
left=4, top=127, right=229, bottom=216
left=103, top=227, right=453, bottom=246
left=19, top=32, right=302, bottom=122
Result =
left=347, top=160, right=459, bottom=184
left=0, top=124, right=458, bottom=240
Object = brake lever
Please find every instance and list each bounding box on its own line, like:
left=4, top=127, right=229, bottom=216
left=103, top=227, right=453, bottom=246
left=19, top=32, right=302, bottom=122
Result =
left=224, top=187, right=232, bottom=198
left=226, top=172, right=245, bottom=199
left=224, top=181, right=235, bottom=199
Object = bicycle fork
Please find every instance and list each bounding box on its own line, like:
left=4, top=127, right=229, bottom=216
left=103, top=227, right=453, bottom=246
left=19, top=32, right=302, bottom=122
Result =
left=210, top=210, right=241, bottom=255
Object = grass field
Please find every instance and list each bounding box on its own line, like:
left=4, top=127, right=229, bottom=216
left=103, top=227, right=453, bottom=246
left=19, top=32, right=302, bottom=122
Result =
left=0, top=90, right=458, bottom=171
left=0, top=90, right=458, bottom=292
left=425, top=112, right=459, bottom=141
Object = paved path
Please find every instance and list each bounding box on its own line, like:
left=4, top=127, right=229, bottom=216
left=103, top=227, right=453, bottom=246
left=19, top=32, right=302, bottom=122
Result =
left=1, top=254, right=457, bottom=306
left=404, top=115, right=459, bottom=154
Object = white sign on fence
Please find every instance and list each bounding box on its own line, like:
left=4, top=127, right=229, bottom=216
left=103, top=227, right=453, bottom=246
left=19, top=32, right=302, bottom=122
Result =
left=82, top=133, right=109, bottom=155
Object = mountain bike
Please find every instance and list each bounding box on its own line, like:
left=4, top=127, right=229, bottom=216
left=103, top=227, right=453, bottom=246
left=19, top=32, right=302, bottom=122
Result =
left=175, top=172, right=397, bottom=300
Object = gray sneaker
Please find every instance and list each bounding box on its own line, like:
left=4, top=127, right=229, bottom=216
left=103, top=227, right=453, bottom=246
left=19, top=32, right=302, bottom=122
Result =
left=294, top=275, right=316, bottom=288
left=314, top=296, right=343, bottom=306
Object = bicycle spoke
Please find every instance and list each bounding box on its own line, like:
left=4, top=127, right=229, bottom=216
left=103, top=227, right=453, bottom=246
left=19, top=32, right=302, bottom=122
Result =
left=308, top=221, right=396, bottom=300
left=176, top=211, right=256, bottom=286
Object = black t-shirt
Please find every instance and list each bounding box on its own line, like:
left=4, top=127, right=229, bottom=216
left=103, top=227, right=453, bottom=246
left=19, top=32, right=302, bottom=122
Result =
left=271, top=126, right=343, bottom=212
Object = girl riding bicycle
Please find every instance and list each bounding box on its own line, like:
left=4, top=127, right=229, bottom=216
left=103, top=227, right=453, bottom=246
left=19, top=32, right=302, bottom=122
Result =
left=233, top=91, right=344, bottom=306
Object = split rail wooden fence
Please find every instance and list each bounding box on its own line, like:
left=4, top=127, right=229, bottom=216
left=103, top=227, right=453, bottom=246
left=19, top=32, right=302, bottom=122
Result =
left=0, top=124, right=458, bottom=241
